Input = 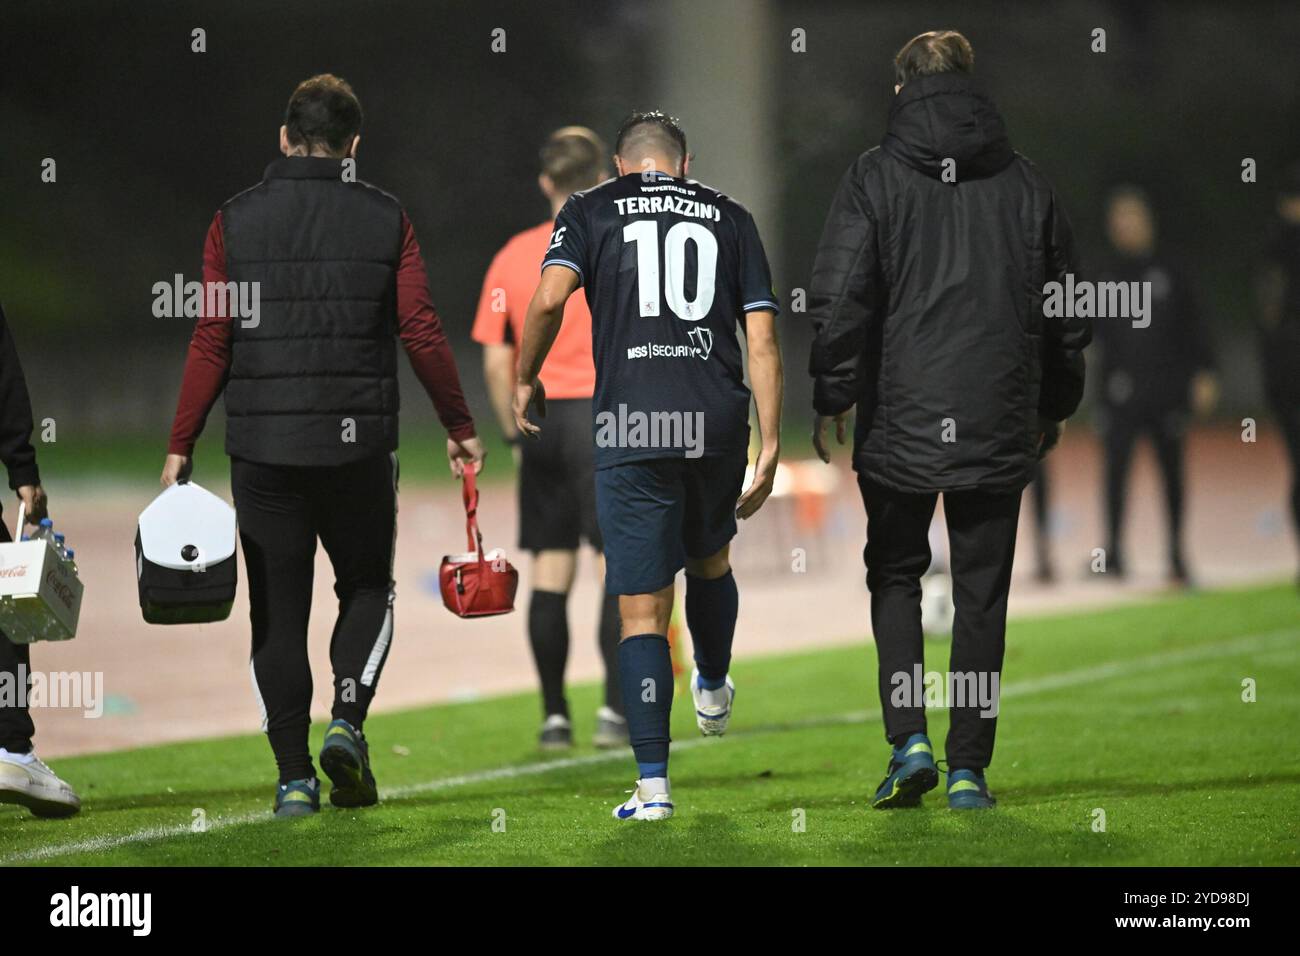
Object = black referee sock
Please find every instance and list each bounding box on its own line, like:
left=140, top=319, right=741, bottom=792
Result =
left=685, top=570, right=738, bottom=689
left=618, top=635, right=674, bottom=778
left=528, top=589, right=570, bottom=718
left=598, top=592, right=623, bottom=714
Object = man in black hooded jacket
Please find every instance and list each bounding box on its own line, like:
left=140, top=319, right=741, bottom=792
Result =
left=808, top=31, right=1090, bottom=810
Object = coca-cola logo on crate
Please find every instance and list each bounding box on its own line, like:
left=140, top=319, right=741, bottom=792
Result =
left=45, top=568, right=76, bottom=610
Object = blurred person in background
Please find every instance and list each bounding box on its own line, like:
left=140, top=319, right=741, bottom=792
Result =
left=1093, top=186, right=1218, bottom=586
left=472, top=127, right=627, bottom=751
left=809, top=31, right=1089, bottom=811
left=161, top=75, right=483, bottom=819
left=1256, top=163, right=1300, bottom=589
left=1027, top=462, right=1055, bottom=583
left=0, top=301, right=80, bottom=818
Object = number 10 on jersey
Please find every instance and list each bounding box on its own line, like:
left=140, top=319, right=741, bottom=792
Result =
left=623, top=220, right=718, bottom=321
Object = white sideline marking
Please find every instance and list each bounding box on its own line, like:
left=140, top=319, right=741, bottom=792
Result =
left=2, top=628, right=1290, bottom=865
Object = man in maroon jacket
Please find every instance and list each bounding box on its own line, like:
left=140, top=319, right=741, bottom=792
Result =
left=162, top=75, right=484, bottom=818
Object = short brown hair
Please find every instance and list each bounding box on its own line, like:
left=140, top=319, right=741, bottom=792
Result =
left=540, top=126, right=607, bottom=193
left=894, top=31, right=974, bottom=86
left=284, top=74, right=362, bottom=156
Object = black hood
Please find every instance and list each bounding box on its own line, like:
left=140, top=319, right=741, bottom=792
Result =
left=881, top=73, right=1015, bottom=181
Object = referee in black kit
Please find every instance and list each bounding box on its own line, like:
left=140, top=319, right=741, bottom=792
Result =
left=162, top=75, right=484, bottom=819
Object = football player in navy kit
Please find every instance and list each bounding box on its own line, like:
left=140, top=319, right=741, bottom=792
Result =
left=512, top=111, right=783, bottom=821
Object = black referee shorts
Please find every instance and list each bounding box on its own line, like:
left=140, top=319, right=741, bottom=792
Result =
left=518, top=398, right=602, bottom=553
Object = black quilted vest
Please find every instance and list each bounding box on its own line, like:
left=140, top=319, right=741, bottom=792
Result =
left=221, top=156, right=402, bottom=466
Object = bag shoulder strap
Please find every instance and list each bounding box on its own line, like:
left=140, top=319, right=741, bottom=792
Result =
left=461, top=468, right=485, bottom=562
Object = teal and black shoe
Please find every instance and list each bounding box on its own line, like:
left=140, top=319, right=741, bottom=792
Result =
left=319, top=719, right=379, bottom=808
left=871, top=733, right=939, bottom=809
left=273, top=777, right=321, bottom=819
left=946, top=768, right=996, bottom=809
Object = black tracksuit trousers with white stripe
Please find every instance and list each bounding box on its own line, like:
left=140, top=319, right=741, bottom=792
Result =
left=231, top=452, right=397, bottom=784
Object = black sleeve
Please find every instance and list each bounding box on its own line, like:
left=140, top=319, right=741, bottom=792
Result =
left=737, top=211, right=780, bottom=315
left=0, top=303, right=40, bottom=490
left=1177, top=267, right=1215, bottom=373
left=807, top=157, right=881, bottom=417
left=1254, top=232, right=1289, bottom=346
left=1038, top=192, right=1092, bottom=421
left=540, top=196, right=589, bottom=287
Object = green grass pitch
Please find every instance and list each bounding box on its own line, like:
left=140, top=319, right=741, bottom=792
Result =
left=2, top=584, right=1297, bottom=866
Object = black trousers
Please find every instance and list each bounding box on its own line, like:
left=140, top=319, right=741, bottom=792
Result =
left=0, top=514, right=35, bottom=753
left=1102, top=405, right=1187, bottom=569
left=231, top=452, right=398, bottom=782
left=858, top=477, right=1021, bottom=771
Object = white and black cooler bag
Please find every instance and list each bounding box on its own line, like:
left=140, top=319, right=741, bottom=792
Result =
left=135, top=481, right=238, bottom=624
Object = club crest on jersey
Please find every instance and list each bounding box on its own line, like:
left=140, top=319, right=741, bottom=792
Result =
left=547, top=226, right=567, bottom=251
left=687, top=326, right=714, bottom=361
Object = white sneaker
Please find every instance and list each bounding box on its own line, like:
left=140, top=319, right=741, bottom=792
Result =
left=691, top=668, right=736, bottom=736
left=592, top=706, right=629, bottom=749
left=612, top=778, right=673, bottom=821
left=0, top=749, right=81, bottom=818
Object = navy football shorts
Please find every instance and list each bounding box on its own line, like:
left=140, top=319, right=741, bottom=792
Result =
left=595, top=452, right=748, bottom=596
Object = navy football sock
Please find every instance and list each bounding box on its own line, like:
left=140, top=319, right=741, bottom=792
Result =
left=618, top=635, right=674, bottom=778
left=685, top=570, right=738, bottom=690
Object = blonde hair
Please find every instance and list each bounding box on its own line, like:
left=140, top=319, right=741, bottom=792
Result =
left=894, top=31, right=975, bottom=86
left=540, top=126, right=607, bottom=193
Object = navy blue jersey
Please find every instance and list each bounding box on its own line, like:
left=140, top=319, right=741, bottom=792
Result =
left=541, top=172, right=778, bottom=469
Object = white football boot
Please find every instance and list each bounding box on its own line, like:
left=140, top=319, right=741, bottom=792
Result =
left=612, top=778, right=674, bottom=821
left=0, top=749, right=81, bottom=818
left=691, top=668, right=736, bottom=736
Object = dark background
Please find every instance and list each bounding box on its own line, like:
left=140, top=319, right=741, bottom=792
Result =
left=2, top=0, right=1297, bottom=467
